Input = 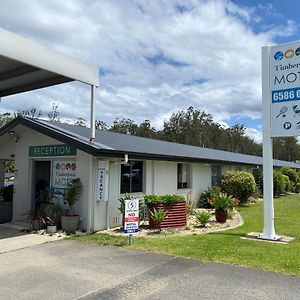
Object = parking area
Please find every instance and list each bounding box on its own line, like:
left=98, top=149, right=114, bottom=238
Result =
left=0, top=239, right=300, bottom=299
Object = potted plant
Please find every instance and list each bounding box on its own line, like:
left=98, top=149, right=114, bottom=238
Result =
left=0, top=185, right=13, bottom=223
left=208, top=193, right=239, bottom=223
left=61, top=178, right=82, bottom=234
left=45, top=202, right=63, bottom=229
left=45, top=216, right=57, bottom=234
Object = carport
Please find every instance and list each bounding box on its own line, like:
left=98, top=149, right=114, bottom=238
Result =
left=0, top=27, right=99, bottom=228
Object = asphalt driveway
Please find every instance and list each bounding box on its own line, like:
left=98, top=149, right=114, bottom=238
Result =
left=0, top=239, right=299, bottom=300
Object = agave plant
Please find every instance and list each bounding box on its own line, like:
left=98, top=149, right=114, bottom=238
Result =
left=150, top=208, right=167, bottom=232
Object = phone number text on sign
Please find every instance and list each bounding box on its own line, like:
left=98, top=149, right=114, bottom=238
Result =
left=272, top=87, right=300, bottom=103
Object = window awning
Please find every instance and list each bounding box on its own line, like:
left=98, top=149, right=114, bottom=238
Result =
left=0, top=27, right=99, bottom=98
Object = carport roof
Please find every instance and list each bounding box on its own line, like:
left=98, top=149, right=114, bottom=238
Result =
left=0, top=27, right=99, bottom=97
left=1, top=116, right=300, bottom=169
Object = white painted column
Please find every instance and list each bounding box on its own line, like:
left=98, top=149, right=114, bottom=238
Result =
left=259, top=46, right=279, bottom=240
left=0, top=161, right=5, bottom=188
left=90, top=85, right=96, bottom=142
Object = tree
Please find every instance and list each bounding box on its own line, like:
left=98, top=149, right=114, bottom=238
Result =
left=48, top=103, right=60, bottom=122
left=95, top=120, right=108, bottom=130
left=0, top=113, right=13, bottom=128
left=74, top=117, right=87, bottom=127
left=110, top=118, right=138, bottom=134
left=15, top=108, right=41, bottom=119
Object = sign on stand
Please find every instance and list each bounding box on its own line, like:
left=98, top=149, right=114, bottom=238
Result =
left=261, top=41, right=300, bottom=240
left=124, top=199, right=139, bottom=239
left=270, top=42, right=300, bottom=137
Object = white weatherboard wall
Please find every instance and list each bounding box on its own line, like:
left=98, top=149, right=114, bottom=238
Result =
left=153, top=161, right=177, bottom=194
left=191, top=163, right=211, bottom=205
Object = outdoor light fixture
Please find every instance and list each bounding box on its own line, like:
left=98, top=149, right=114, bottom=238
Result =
left=124, top=154, right=128, bottom=164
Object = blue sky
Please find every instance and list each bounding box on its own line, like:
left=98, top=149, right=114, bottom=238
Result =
left=0, top=0, right=300, bottom=143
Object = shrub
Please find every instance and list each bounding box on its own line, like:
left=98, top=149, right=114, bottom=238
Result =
left=282, top=174, right=292, bottom=193
left=220, top=171, right=256, bottom=204
left=273, top=171, right=285, bottom=197
left=253, top=168, right=263, bottom=196
left=295, top=182, right=300, bottom=193
left=198, top=186, right=221, bottom=208
left=144, top=194, right=185, bottom=207
left=281, top=167, right=299, bottom=187
left=195, top=210, right=211, bottom=227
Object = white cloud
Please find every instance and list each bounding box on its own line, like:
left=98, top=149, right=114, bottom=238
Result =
left=0, top=0, right=298, bottom=138
left=245, top=127, right=262, bottom=143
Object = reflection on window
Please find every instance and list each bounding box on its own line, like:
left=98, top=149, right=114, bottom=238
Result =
left=211, top=165, right=221, bottom=186
left=177, top=163, right=190, bottom=189
left=121, top=161, right=143, bottom=193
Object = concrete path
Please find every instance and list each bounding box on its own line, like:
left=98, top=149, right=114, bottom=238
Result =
left=0, top=224, right=63, bottom=253
left=0, top=239, right=299, bottom=300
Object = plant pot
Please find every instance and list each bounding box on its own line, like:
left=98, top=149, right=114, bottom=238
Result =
left=215, top=208, right=228, bottom=223
left=149, top=202, right=187, bottom=229
left=31, top=219, right=43, bottom=231
left=47, top=225, right=57, bottom=234
left=61, top=215, right=79, bottom=234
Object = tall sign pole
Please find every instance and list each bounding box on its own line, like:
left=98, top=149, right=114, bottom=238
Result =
left=260, top=46, right=278, bottom=240
left=260, top=41, right=300, bottom=240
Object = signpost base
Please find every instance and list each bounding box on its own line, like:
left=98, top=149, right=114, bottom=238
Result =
left=258, top=233, right=281, bottom=241
left=128, top=234, right=133, bottom=245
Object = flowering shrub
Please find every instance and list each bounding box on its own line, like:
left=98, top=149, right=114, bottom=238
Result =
left=220, top=171, right=256, bottom=204
left=208, top=193, right=239, bottom=210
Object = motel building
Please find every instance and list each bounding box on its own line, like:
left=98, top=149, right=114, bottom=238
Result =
left=0, top=27, right=300, bottom=232
left=1, top=116, right=300, bottom=231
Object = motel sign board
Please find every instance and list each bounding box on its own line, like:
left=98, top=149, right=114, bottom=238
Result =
left=124, top=199, right=139, bottom=235
left=261, top=40, right=300, bottom=240
left=270, top=41, right=300, bottom=137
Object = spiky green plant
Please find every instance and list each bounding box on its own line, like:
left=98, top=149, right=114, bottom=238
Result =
left=195, top=210, right=211, bottom=227
left=150, top=208, right=167, bottom=232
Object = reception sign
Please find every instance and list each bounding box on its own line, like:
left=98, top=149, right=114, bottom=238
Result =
left=29, top=144, right=76, bottom=157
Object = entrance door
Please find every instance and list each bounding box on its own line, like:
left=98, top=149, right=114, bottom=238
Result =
left=33, top=161, right=51, bottom=209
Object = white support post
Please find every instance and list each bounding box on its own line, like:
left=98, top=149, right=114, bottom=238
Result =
left=90, top=85, right=96, bottom=142
left=259, top=46, right=280, bottom=240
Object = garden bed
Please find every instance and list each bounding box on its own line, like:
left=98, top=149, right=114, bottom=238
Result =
left=102, top=208, right=243, bottom=238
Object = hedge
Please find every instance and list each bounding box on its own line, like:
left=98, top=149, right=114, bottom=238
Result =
left=220, top=171, right=256, bottom=204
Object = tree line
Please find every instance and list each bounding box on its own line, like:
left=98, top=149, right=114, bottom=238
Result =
left=0, top=105, right=299, bottom=162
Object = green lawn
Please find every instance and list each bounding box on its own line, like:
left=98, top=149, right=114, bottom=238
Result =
left=70, top=194, right=300, bottom=275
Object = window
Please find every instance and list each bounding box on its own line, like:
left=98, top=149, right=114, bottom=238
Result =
left=121, top=161, right=143, bottom=193
left=211, top=165, right=221, bottom=186
left=177, top=163, right=190, bottom=189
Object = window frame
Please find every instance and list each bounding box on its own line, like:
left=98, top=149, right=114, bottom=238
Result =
left=177, top=163, right=191, bottom=190
left=120, top=160, right=144, bottom=194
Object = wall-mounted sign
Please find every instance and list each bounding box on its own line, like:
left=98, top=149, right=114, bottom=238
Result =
left=29, top=144, right=76, bottom=157
left=124, top=199, right=139, bottom=235
left=52, top=160, right=77, bottom=190
left=97, top=160, right=106, bottom=202
left=270, top=41, right=300, bottom=137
